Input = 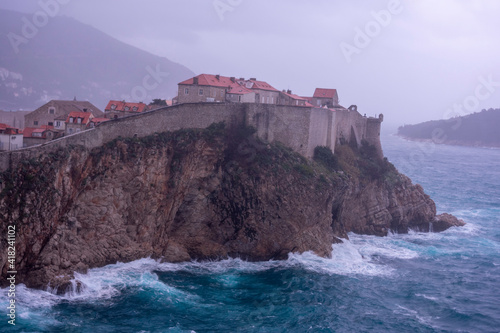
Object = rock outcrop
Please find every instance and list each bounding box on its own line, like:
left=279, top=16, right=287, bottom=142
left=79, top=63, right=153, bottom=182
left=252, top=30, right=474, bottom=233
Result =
left=0, top=124, right=464, bottom=291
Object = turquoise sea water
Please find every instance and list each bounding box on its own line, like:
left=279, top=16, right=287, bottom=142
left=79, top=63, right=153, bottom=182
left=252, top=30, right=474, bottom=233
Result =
left=2, top=134, right=499, bottom=332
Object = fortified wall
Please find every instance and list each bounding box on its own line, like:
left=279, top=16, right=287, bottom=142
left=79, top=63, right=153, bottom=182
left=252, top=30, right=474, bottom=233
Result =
left=0, top=103, right=382, bottom=172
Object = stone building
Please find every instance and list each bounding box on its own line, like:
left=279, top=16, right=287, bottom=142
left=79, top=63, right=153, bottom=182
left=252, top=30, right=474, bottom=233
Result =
left=278, top=90, right=309, bottom=106
left=312, top=88, right=339, bottom=108
left=104, top=100, right=148, bottom=119
left=177, top=74, right=280, bottom=105
left=23, top=126, right=61, bottom=148
left=24, top=100, right=103, bottom=129
left=65, top=111, right=94, bottom=135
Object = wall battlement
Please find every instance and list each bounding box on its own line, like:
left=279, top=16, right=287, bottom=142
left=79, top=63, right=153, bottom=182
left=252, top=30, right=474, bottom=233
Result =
left=0, top=103, right=382, bottom=172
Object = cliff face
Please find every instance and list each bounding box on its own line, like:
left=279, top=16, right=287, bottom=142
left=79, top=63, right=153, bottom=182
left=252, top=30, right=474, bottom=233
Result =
left=0, top=124, right=463, bottom=291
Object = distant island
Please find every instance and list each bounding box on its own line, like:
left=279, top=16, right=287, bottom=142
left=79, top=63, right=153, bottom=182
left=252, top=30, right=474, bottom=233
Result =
left=397, top=108, right=500, bottom=148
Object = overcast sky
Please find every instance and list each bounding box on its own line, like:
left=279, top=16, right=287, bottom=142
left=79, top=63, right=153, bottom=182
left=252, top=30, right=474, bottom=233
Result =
left=2, top=0, right=500, bottom=128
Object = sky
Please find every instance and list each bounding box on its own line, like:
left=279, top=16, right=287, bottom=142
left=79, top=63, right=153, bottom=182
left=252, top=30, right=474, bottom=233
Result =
left=1, top=0, right=500, bottom=128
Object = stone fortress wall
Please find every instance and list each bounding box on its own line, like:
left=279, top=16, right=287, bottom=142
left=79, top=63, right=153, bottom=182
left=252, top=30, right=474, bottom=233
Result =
left=0, top=103, right=382, bottom=172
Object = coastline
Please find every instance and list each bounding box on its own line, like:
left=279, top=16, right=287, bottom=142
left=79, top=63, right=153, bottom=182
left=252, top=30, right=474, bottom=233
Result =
left=394, top=133, right=500, bottom=150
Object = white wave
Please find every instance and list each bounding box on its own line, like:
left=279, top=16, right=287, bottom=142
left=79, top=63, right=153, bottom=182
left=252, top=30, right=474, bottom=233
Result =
left=394, top=304, right=435, bottom=326
left=415, top=293, right=439, bottom=301
left=286, top=241, right=393, bottom=277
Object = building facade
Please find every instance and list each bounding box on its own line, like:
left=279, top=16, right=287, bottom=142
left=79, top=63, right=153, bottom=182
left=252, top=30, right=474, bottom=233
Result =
left=24, top=100, right=103, bottom=129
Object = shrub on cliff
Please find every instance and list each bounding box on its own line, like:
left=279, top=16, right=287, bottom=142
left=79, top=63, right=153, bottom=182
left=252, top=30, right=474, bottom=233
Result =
left=313, top=146, right=340, bottom=171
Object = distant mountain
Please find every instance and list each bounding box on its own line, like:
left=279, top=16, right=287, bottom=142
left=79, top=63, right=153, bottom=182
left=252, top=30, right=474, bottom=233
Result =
left=397, top=108, right=500, bottom=147
left=0, top=9, right=194, bottom=111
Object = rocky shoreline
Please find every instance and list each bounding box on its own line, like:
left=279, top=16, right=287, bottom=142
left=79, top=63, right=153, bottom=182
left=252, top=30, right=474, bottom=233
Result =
left=0, top=124, right=464, bottom=292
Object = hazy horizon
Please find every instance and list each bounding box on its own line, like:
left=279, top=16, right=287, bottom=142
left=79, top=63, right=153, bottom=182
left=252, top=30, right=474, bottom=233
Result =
left=1, top=0, right=500, bottom=128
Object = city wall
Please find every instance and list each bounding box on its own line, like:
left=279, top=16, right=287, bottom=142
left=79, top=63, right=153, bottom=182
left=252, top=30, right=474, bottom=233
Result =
left=0, top=103, right=382, bottom=172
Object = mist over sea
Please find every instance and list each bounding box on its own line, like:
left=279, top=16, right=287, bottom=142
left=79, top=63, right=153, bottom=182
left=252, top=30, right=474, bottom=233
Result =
left=2, top=134, right=499, bottom=332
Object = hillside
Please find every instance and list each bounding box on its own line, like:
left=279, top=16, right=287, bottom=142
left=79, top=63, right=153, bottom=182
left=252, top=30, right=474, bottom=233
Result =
left=0, top=9, right=194, bottom=111
left=397, top=108, right=500, bottom=147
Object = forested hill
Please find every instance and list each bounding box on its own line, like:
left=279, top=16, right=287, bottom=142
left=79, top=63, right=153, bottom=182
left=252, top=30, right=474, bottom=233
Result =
left=0, top=9, right=194, bottom=110
left=397, top=108, right=500, bottom=147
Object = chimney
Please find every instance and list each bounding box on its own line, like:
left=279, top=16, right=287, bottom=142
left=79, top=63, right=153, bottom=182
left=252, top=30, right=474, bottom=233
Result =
left=239, top=77, right=244, bottom=81
left=215, top=74, right=220, bottom=80
left=250, top=78, right=256, bottom=81
left=287, top=89, right=292, bottom=94
left=230, top=77, right=236, bottom=83
left=193, top=77, right=199, bottom=84
left=83, top=108, right=88, bottom=112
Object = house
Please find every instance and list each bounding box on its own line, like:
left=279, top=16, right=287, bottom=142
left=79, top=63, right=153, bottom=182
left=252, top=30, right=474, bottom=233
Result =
left=65, top=111, right=94, bottom=135
left=24, top=99, right=104, bottom=129
left=312, top=88, right=339, bottom=108
left=177, top=74, right=280, bottom=105
left=0, top=123, right=23, bottom=151
left=278, top=90, right=308, bottom=106
left=23, top=126, right=60, bottom=147
left=104, top=100, right=148, bottom=119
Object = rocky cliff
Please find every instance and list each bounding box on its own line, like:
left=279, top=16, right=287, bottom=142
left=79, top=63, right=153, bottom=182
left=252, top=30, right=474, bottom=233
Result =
left=0, top=124, right=464, bottom=291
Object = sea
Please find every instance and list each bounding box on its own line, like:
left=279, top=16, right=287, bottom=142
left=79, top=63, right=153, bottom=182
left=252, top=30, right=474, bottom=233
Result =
left=2, top=133, right=499, bottom=333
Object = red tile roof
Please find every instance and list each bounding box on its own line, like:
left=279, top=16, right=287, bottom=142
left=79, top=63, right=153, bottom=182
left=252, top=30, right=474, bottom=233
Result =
left=281, top=91, right=307, bottom=100
left=23, top=127, right=47, bottom=138
left=179, top=74, right=234, bottom=88
left=0, top=123, right=22, bottom=134
left=105, top=100, right=148, bottom=113
left=179, top=74, right=279, bottom=92
left=313, top=88, right=337, bottom=99
left=227, top=82, right=253, bottom=95
left=249, top=79, right=279, bottom=92
left=66, top=111, right=93, bottom=124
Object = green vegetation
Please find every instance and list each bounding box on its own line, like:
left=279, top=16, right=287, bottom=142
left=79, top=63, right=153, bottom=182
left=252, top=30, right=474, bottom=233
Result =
left=398, top=108, right=500, bottom=147
left=313, top=146, right=340, bottom=171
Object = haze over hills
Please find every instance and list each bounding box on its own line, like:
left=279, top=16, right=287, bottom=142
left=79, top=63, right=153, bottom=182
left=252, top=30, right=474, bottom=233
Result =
left=0, top=9, right=194, bottom=111
left=397, top=108, right=500, bottom=147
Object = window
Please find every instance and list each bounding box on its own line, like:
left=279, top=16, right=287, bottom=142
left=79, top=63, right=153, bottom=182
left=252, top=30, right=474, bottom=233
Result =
left=69, top=128, right=74, bottom=134
left=34, top=121, right=39, bottom=125
left=199, top=88, right=204, bottom=96
left=69, top=117, right=73, bottom=123
left=77, top=118, right=82, bottom=124
left=48, top=107, right=55, bottom=114
left=110, top=104, right=116, bottom=110
left=132, top=106, right=138, bottom=112
left=261, top=97, right=265, bottom=103
left=184, top=88, right=189, bottom=95
left=124, top=106, right=130, bottom=111
left=56, top=121, right=61, bottom=127
left=238, top=96, right=241, bottom=102
left=48, top=122, right=53, bottom=126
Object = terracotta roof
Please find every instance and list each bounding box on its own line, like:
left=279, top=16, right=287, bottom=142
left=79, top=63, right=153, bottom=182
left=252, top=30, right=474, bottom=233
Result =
left=23, top=127, right=47, bottom=138
left=179, top=74, right=279, bottom=92
left=179, top=74, right=234, bottom=88
left=66, top=111, right=93, bottom=124
left=281, top=91, right=307, bottom=100
left=227, top=82, right=253, bottom=95
left=105, top=100, right=148, bottom=113
left=313, top=88, right=337, bottom=99
left=249, top=79, right=279, bottom=92
left=0, top=123, right=22, bottom=134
